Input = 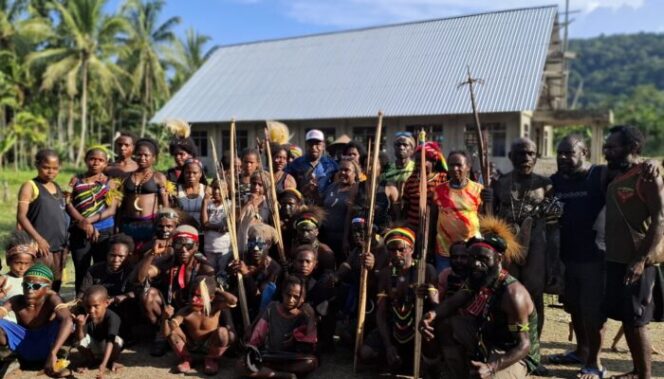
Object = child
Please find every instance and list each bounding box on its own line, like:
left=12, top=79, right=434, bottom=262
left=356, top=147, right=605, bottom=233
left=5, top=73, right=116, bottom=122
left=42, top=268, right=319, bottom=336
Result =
left=240, top=275, right=318, bottom=378
left=16, top=149, right=68, bottom=292
left=201, top=179, right=232, bottom=274
left=0, top=263, right=73, bottom=377
left=163, top=276, right=237, bottom=375
left=74, top=285, right=123, bottom=378
left=0, top=231, right=38, bottom=322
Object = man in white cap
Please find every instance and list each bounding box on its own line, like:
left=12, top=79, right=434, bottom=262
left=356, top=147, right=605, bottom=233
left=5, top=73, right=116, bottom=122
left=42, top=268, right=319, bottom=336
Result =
left=286, top=129, right=339, bottom=201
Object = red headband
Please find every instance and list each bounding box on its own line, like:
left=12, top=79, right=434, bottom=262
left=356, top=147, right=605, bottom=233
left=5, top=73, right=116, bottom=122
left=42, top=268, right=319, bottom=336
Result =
left=173, top=232, right=199, bottom=242
left=470, top=242, right=499, bottom=253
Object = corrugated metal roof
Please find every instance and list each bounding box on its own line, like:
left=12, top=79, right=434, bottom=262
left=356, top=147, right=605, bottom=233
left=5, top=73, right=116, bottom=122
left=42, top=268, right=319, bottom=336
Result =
left=152, top=5, right=557, bottom=123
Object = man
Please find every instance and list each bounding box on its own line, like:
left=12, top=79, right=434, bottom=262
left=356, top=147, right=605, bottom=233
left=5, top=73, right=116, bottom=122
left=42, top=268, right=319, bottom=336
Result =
left=359, top=227, right=439, bottom=376
left=549, top=135, right=606, bottom=377
left=603, top=125, right=664, bottom=379
left=491, top=138, right=561, bottom=340
left=420, top=227, right=539, bottom=379
left=286, top=129, right=338, bottom=200
left=0, top=264, right=73, bottom=377
left=382, top=132, right=416, bottom=203
left=137, top=225, right=215, bottom=356
left=105, top=131, right=138, bottom=179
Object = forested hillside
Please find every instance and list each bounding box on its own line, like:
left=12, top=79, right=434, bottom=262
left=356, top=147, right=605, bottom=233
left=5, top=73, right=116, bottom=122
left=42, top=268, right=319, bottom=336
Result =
left=569, top=33, right=664, bottom=155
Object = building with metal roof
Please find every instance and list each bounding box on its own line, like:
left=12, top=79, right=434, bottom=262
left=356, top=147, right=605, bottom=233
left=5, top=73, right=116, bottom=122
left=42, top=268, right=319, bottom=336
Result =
left=152, top=5, right=611, bottom=172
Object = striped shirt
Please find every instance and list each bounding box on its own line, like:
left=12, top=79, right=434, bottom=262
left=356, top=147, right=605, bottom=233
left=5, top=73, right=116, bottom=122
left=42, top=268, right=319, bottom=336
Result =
left=402, top=172, right=447, bottom=228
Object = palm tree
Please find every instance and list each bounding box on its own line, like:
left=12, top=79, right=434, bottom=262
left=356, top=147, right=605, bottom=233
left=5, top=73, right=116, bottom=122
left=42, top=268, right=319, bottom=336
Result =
left=27, top=0, right=128, bottom=166
left=122, top=0, right=180, bottom=136
left=165, top=27, right=216, bottom=93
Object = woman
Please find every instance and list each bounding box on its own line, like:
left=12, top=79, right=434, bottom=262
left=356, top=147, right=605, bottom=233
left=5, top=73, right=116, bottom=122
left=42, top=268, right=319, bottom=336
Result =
left=238, top=171, right=273, bottom=252
left=16, top=149, right=68, bottom=292
left=201, top=179, right=232, bottom=274
left=105, top=131, right=138, bottom=179
left=175, top=159, right=208, bottom=228
left=342, top=141, right=368, bottom=182
left=319, top=159, right=360, bottom=264
left=66, top=146, right=120, bottom=293
left=270, top=144, right=297, bottom=196
left=432, top=150, right=482, bottom=272
left=120, top=138, right=170, bottom=254
left=165, top=119, right=198, bottom=183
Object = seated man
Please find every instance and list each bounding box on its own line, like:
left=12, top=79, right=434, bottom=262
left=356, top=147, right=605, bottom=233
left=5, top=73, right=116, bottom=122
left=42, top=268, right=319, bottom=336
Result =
left=420, top=218, right=539, bottom=379
left=0, top=263, right=73, bottom=377
left=163, top=276, right=238, bottom=375
left=228, top=223, right=281, bottom=319
left=359, top=227, right=439, bottom=376
left=137, top=224, right=215, bottom=356
left=73, top=285, right=124, bottom=377
left=239, top=275, right=318, bottom=378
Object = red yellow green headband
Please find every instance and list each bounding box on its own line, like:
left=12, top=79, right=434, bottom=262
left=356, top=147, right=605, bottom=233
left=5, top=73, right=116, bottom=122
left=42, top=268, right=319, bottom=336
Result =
left=384, top=227, right=416, bottom=247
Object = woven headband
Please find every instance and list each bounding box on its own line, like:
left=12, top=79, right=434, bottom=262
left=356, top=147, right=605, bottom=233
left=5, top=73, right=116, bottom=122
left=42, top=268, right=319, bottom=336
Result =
left=384, top=227, right=416, bottom=247
left=24, top=263, right=54, bottom=282
left=7, top=244, right=37, bottom=258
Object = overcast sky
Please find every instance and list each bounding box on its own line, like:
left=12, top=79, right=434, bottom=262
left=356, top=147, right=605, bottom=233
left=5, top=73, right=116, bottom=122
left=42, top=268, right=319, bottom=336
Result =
left=110, top=0, right=664, bottom=47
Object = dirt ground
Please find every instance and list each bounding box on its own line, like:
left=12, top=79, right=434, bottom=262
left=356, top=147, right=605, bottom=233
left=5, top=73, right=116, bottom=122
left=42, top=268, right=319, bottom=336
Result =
left=3, top=304, right=663, bottom=379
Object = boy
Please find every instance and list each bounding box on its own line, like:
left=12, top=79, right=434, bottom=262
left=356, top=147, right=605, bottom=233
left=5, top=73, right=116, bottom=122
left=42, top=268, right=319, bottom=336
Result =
left=241, top=275, right=318, bottom=378
left=163, top=276, right=238, bottom=374
left=0, top=263, right=73, bottom=377
left=0, top=231, right=38, bottom=323
left=74, top=285, right=123, bottom=378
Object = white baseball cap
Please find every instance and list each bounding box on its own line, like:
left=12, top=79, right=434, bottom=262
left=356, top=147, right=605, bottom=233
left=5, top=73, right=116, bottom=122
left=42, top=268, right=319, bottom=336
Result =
left=305, top=129, right=325, bottom=142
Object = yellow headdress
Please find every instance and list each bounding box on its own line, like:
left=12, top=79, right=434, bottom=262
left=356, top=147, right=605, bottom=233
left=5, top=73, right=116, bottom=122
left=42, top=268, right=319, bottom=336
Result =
left=266, top=120, right=291, bottom=145
left=478, top=215, right=524, bottom=264
left=165, top=119, right=191, bottom=139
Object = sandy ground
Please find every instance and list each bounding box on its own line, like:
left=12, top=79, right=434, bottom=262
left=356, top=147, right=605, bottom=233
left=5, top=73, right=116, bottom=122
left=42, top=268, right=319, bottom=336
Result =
left=3, top=304, right=663, bottom=379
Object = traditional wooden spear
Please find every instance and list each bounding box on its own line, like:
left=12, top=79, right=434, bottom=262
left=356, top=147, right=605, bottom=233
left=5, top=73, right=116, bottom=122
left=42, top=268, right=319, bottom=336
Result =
left=213, top=119, right=251, bottom=329
left=354, top=111, right=384, bottom=372
left=459, top=66, right=491, bottom=190
left=262, top=126, right=287, bottom=264
left=413, top=129, right=432, bottom=378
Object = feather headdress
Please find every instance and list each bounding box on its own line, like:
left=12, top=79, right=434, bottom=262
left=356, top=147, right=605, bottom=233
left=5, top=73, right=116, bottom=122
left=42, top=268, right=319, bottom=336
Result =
left=198, top=277, right=212, bottom=317
left=293, top=205, right=327, bottom=228
left=266, top=120, right=291, bottom=145
left=478, top=215, right=524, bottom=264
left=165, top=119, right=191, bottom=139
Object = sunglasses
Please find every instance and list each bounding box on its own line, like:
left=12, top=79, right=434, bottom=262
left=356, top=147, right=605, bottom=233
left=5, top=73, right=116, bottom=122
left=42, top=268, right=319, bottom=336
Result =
left=173, top=239, right=196, bottom=251
left=22, top=281, right=50, bottom=291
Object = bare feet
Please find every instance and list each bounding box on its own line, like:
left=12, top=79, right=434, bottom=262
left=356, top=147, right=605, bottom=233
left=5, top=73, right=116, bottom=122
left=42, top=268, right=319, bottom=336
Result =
left=110, top=362, right=124, bottom=372
left=609, top=371, right=639, bottom=379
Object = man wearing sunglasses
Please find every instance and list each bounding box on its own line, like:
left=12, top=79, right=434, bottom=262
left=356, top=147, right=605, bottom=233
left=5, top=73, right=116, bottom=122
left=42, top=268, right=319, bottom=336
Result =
left=137, top=225, right=215, bottom=356
left=0, top=263, right=74, bottom=376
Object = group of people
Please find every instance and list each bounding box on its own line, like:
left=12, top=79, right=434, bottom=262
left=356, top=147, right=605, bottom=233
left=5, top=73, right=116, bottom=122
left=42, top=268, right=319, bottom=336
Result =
left=0, top=120, right=662, bottom=379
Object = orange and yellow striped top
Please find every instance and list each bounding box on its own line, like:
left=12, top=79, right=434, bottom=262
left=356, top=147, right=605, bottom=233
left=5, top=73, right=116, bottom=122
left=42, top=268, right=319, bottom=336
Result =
left=433, top=180, right=483, bottom=257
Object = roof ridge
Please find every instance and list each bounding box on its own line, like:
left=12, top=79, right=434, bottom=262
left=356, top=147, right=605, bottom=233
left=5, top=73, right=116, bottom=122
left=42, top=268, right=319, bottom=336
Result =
left=213, top=4, right=558, bottom=50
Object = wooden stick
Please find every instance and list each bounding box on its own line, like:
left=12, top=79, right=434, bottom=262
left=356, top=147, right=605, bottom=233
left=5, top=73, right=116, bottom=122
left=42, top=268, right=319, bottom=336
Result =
left=413, top=130, right=430, bottom=378
left=354, top=111, right=384, bottom=372
left=225, top=119, right=251, bottom=329
left=262, top=127, right=287, bottom=264
left=459, top=67, right=491, bottom=189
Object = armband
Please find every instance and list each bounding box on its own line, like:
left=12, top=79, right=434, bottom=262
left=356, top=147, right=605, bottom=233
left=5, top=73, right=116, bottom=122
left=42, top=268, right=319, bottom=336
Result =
left=376, top=292, right=388, bottom=298
left=507, top=323, right=530, bottom=333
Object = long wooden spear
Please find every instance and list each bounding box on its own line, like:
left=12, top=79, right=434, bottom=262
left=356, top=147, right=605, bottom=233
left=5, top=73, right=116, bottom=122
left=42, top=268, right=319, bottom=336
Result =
left=413, top=130, right=431, bottom=378
left=217, top=119, right=251, bottom=329
left=262, top=126, right=287, bottom=264
left=354, top=111, right=384, bottom=372
left=459, top=66, right=491, bottom=190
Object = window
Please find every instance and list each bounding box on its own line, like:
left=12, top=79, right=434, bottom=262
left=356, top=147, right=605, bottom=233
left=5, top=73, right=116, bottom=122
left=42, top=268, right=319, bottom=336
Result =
left=221, top=129, right=249, bottom=156
left=191, top=130, right=208, bottom=157
left=465, top=123, right=506, bottom=157
left=405, top=124, right=444, bottom=146
left=351, top=126, right=386, bottom=148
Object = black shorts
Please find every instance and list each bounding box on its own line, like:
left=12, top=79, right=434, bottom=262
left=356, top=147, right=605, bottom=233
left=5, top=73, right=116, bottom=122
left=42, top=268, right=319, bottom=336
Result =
left=563, top=260, right=606, bottom=324
left=603, top=262, right=661, bottom=327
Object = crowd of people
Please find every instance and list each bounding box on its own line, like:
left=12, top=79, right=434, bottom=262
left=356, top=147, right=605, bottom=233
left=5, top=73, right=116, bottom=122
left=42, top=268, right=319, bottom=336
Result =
left=0, top=121, right=662, bottom=379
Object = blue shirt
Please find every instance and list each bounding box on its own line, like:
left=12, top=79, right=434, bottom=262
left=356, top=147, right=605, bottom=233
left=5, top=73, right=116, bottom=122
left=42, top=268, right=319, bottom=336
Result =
left=285, top=155, right=338, bottom=194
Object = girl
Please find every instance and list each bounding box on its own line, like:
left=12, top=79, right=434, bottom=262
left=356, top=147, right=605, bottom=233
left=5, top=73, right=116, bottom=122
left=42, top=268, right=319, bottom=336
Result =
left=239, top=171, right=273, bottom=253
left=201, top=179, right=232, bottom=274
left=270, top=144, right=296, bottom=196
left=0, top=231, right=38, bottom=322
left=238, top=148, right=260, bottom=206
left=67, top=146, right=120, bottom=294
left=175, top=159, right=208, bottom=228
left=105, top=131, right=138, bottom=179
left=119, top=138, right=170, bottom=254
left=16, top=149, right=68, bottom=292
left=320, top=159, right=361, bottom=264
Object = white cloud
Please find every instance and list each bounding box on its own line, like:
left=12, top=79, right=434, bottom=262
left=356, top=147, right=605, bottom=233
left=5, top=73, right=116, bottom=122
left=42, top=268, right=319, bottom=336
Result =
left=279, top=0, right=646, bottom=27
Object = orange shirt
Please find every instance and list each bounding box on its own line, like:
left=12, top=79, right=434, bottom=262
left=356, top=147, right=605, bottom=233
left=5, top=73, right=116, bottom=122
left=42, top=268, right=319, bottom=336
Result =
left=433, top=180, right=483, bottom=257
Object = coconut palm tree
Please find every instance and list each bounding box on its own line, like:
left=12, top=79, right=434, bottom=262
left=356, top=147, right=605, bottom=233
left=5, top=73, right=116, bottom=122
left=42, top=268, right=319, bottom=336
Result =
left=27, top=0, right=128, bottom=166
left=165, top=27, right=216, bottom=93
left=122, top=0, right=180, bottom=136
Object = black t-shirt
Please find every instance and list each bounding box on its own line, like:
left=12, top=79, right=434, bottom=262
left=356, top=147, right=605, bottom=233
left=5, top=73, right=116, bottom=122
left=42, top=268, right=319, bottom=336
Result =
left=85, top=309, right=121, bottom=341
left=80, top=263, right=132, bottom=297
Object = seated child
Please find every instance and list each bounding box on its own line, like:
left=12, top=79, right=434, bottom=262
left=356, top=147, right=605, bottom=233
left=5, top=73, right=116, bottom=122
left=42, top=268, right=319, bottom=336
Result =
left=240, top=275, right=318, bottom=378
left=163, top=276, right=238, bottom=375
left=0, top=231, right=38, bottom=323
left=0, top=263, right=73, bottom=377
left=73, top=285, right=123, bottom=378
